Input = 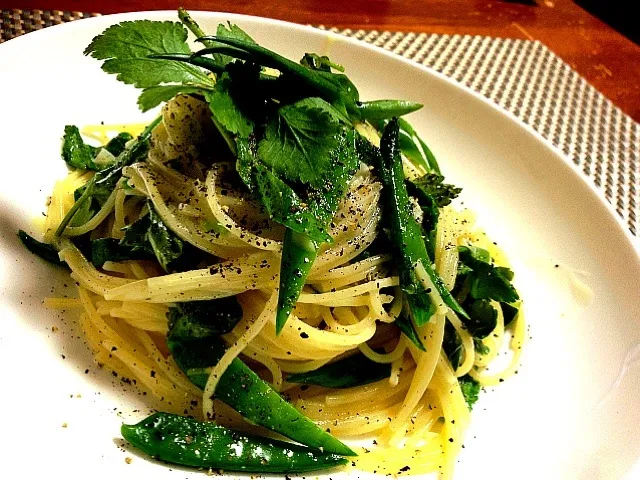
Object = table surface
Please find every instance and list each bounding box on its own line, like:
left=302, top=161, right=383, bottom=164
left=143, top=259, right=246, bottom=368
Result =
left=8, top=0, right=640, bottom=123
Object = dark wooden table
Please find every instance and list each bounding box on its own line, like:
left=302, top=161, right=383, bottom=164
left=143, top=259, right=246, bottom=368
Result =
left=9, top=0, right=640, bottom=122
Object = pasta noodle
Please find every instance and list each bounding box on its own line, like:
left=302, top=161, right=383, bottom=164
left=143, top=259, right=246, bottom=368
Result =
left=40, top=95, right=526, bottom=478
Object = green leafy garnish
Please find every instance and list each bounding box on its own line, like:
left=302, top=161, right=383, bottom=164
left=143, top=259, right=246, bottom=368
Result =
left=205, top=73, right=255, bottom=138
left=474, top=338, right=490, bottom=355
left=167, top=298, right=243, bottom=339
left=18, top=230, right=67, bottom=267
left=463, top=298, right=498, bottom=339
left=459, top=375, right=481, bottom=410
left=120, top=202, right=183, bottom=272
left=287, top=353, right=391, bottom=389
left=443, top=322, right=463, bottom=370
left=458, top=246, right=519, bottom=303
left=84, top=20, right=213, bottom=89
left=258, top=98, right=346, bottom=189
left=62, top=126, right=133, bottom=171
left=89, top=238, right=151, bottom=267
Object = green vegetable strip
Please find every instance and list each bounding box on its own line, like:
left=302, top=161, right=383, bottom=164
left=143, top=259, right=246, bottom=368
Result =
left=122, top=413, right=348, bottom=473
left=378, top=119, right=467, bottom=321
left=276, top=229, right=319, bottom=334
left=148, top=53, right=224, bottom=73
left=194, top=37, right=349, bottom=108
left=55, top=115, right=162, bottom=237
left=169, top=336, right=355, bottom=457
left=395, top=313, right=426, bottom=351
left=397, top=117, right=441, bottom=174
left=178, top=7, right=215, bottom=48
left=357, top=100, right=422, bottom=122
left=17, top=230, right=67, bottom=267
left=287, top=352, right=391, bottom=388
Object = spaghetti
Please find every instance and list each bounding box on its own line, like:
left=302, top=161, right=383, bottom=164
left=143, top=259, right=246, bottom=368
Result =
left=40, top=100, right=525, bottom=478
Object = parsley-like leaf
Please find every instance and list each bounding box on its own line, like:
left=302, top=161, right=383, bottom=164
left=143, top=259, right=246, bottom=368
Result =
left=84, top=20, right=212, bottom=88
left=62, top=125, right=99, bottom=170
left=463, top=298, right=498, bottom=339
left=236, top=140, right=331, bottom=242
left=459, top=375, right=481, bottom=411
left=120, top=201, right=183, bottom=271
left=237, top=129, right=358, bottom=242
left=258, top=97, right=344, bottom=188
left=443, top=322, right=463, bottom=370
left=167, top=298, right=243, bottom=339
left=62, top=126, right=133, bottom=171
left=205, top=73, right=254, bottom=137
left=458, top=246, right=520, bottom=303
left=209, top=22, right=257, bottom=67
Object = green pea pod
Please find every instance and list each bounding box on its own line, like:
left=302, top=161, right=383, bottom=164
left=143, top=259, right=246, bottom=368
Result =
left=122, top=412, right=348, bottom=473
left=397, top=117, right=441, bottom=175
left=357, top=100, right=422, bottom=122
left=276, top=229, right=319, bottom=334
left=377, top=119, right=467, bottom=321
left=194, top=36, right=359, bottom=115
left=168, top=334, right=356, bottom=457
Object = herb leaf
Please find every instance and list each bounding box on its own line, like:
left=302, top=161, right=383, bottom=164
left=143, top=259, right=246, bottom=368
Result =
left=236, top=142, right=331, bottom=243
left=62, top=126, right=134, bottom=172
left=287, top=353, right=391, bottom=388
left=120, top=202, right=183, bottom=272
left=459, top=375, right=481, bottom=410
left=167, top=298, right=243, bottom=340
left=257, top=97, right=344, bottom=189
left=84, top=20, right=212, bottom=88
left=205, top=74, right=254, bottom=137
left=443, top=322, right=463, bottom=370
left=458, top=246, right=519, bottom=303
left=238, top=129, right=358, bottom=242
left=463, top=298, right=498, bottom=339
left=18, top=230, right=67, bottom=267
left=62, top=126, right=99, bottom=170
left=210, top=22, right=257, bottom=67
left=89, top=238, right=150, bottom=267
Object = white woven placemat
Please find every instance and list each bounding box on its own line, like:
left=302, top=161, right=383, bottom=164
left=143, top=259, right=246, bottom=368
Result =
left=3, top=10, right=638, bottom=235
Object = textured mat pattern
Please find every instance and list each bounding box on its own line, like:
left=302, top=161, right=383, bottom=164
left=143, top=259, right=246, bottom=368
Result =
left=2, top=9, right=638, bottom=235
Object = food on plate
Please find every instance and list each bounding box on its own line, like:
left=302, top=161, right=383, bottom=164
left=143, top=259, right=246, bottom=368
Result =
left=19, top=9, right=525, bottom=478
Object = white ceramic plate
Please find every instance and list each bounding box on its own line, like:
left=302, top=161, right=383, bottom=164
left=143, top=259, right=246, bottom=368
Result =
left=1, top=11, right=639, bottom=480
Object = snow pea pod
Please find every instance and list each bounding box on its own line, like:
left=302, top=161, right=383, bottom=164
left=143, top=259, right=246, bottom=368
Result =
left=357, top=99, right=422, bottom=122
left=122, top=412, right=348, bottom=473
left=275, top=229, right=319, bottom=334
left=168, top=321, right=356, bottom=457
left=377, top=119, right=467, bottom=323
